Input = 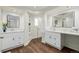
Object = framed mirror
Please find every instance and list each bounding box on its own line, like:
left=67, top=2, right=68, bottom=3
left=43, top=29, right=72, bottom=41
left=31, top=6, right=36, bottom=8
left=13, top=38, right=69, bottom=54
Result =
left=7, top=14, right=20, bottom=28
left=53, top=12, right=75, bottom=28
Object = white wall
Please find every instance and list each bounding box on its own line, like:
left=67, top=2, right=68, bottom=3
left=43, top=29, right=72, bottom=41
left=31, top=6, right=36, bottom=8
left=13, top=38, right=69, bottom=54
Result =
left=23, top=12, right=30, bottom=46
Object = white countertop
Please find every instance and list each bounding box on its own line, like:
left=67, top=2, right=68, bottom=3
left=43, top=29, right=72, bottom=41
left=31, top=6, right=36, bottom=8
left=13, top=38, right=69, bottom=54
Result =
left=0, top=29, right=24, bottom=34
left=46, top=28, right=79, bottom=36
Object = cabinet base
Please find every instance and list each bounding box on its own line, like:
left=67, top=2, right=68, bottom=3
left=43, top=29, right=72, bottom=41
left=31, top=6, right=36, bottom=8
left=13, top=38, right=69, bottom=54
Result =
left=41, top=39, right=45, bottom=44
left=2, top=44, right=24, bottom=53
left=24, top=39, right=33, bottom=46
left=42, top=41, right=63, bottom=50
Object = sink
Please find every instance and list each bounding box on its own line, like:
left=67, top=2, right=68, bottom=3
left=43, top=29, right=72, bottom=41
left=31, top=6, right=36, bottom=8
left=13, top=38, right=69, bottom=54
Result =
left=71, top=29, right=79, bottom=33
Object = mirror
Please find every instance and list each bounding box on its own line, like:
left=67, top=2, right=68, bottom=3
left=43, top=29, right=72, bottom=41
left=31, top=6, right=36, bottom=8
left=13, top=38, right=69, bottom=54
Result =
left=7, top=14, right=20, bottom=28
left=53, top=12, right=75, bottom=28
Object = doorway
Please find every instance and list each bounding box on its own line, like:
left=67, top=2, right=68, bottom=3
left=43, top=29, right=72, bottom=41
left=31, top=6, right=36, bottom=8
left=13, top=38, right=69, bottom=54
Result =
left=29, top=15, right=43, bottom=40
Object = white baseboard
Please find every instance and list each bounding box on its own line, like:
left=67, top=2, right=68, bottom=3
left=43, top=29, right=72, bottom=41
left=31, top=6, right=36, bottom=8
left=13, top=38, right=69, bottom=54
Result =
left=24, top=39, right=32, bottom=46
left=2, top=44, right=23, bottom=52
left=42, top=40, right=46, bottom=43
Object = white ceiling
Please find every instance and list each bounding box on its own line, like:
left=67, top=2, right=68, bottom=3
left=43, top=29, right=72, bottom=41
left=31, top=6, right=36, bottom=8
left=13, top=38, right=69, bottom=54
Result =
left=13, top=6, right=58, bottom=15
left=13, top=6, right=57, bottom=11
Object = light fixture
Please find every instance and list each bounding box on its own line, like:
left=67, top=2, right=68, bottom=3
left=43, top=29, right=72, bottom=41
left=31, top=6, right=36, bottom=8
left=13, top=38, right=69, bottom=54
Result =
left=35, top=18, right=38, bottom=26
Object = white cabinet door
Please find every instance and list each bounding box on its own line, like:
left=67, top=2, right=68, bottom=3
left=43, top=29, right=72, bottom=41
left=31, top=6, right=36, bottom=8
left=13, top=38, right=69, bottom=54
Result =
left=45, top=32, right=57, bottom=47
left=2, top=34, right=14, bottom=50
left=13, top=32, right=24, bottom=46
left=2, top=32, right=24, bottom=51
left=44, top=32, right=62, bottom=50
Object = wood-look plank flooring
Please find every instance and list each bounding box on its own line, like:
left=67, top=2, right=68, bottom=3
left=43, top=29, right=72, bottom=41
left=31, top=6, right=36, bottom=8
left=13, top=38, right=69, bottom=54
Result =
left=4, top=38, right=79, bottom=53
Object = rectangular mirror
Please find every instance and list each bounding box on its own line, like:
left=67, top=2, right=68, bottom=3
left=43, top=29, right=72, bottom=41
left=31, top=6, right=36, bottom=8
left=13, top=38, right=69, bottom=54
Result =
left=53, top=12, right=75, bottom=28
left=7, top=14, right=20, bottom=28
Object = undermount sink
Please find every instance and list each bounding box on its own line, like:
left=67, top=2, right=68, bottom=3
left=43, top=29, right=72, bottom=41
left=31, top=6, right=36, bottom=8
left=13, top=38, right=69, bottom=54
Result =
left=71, top=28, right=79, bottom=32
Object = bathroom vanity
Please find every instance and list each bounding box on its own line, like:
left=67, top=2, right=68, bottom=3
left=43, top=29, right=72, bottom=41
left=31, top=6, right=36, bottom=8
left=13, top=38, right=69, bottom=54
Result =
left=42, top=7, right=79, bottom=51
left=0, top=7, right=28, bottom=52
left=0, top=31, right=25, bottom=52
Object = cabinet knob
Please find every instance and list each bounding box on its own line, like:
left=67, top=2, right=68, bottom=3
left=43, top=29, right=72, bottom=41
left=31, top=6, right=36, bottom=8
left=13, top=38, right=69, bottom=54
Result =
left=13, top=38, right=14, bottom=40
left=0, top=37, right=4, bottom=39
left=49, top=36, right=51, bottom=38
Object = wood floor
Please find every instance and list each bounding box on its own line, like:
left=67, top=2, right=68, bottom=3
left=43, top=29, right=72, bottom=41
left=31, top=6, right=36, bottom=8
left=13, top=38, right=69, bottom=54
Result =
left=4, top=38, right=79, bottom=53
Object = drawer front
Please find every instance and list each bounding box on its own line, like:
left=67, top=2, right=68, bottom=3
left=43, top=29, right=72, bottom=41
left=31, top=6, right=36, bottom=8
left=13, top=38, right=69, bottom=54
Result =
left=46, top=32, right=60, bottom=38
left=45, top=33, right=57, bottom=47
left=47, top=36, right=57, bottom=47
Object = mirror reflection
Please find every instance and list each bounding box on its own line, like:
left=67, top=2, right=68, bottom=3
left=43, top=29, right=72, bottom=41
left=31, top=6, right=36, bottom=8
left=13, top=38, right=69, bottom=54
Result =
left=53, top=12, right=75, bottom=28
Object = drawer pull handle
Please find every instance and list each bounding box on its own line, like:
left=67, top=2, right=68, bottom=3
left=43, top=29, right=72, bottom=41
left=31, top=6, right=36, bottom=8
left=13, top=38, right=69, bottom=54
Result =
left=13, top=38, right=14, bottom=40
left=0, top=37, right=4, bottom=39
left=49, top=36, right=51, bottom=38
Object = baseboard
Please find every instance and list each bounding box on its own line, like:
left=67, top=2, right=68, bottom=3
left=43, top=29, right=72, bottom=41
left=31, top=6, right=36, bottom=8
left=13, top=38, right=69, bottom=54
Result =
left=32, top=37, right=42, bottom=40
left=2, top=44, right=23, bottom=53
left=24, top=37, right=42, bottom=46
left=24, top=39, right=32, bottom=46
left=24, top=41, right=31, bottom=46
left=42, top=40, right=46, bottom=43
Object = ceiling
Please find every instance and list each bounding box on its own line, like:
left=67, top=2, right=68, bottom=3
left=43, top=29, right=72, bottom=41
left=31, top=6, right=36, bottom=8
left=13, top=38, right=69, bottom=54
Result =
left=13, top=6, right=57, bottom=11
left=13, top=6, right=58, bottom=14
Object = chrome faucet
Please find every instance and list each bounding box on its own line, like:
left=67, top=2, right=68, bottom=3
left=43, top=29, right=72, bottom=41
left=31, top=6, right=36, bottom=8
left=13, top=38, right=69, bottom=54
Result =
left=72, top=28, right=78, bottom=32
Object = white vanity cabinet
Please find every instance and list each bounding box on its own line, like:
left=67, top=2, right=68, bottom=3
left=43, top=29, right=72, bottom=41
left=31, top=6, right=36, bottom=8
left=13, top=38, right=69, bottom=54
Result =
left=43, top=7, right=79, bottom=51
left=42, top=31, right=63, bottom=50
left=1, top=32, right=24, bottom=51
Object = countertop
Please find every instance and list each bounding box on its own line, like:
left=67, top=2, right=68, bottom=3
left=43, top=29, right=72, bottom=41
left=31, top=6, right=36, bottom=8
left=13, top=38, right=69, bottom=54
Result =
left=0, top=29, right=24, bottom=34
left=46, top=28, right=79, bottom=36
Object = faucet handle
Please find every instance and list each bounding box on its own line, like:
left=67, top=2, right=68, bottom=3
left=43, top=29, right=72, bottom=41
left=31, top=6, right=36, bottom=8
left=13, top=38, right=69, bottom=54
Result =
left=72, top=27, right=79, bottom=32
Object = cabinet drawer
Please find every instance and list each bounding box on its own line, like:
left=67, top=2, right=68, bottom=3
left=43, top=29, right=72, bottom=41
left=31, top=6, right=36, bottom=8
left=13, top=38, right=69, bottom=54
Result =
left=45, top=33, right=56, bottom=45
left=46, top=32, right=60, bottom=37
left=47, top=37, right=57, bottom=46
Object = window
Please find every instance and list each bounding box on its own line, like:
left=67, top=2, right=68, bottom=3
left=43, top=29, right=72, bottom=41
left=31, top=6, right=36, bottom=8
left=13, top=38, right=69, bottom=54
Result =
left=34, top=18, right=38, bottom=26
